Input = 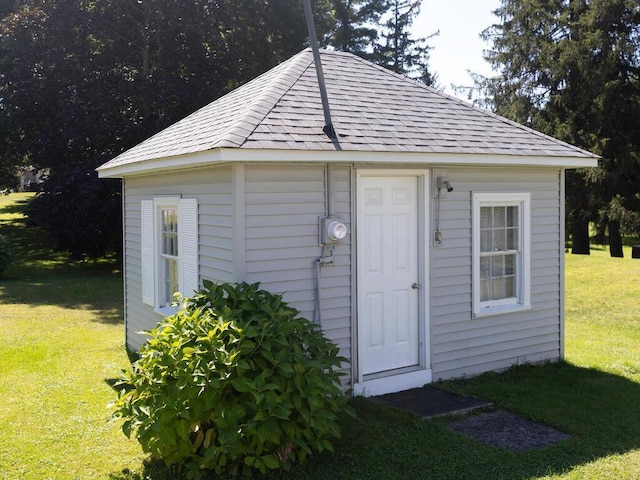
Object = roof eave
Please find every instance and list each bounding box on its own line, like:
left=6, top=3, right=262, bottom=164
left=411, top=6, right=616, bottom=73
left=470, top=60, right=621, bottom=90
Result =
left=97, top=149, right=227, bottom=178
left=96, top=148, right=599, bottom=178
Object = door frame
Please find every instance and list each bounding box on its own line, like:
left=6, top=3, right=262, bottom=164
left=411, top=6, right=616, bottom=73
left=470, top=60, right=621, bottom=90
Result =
left=353, top=168, right=432, bottom=396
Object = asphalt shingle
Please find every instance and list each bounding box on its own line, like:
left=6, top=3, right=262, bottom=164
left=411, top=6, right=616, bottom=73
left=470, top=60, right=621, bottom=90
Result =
left=98, top=49, right=596, bottom=172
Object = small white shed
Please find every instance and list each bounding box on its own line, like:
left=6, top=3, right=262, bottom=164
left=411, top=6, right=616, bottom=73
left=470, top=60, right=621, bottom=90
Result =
left=98, top=49, right=597, bottom=396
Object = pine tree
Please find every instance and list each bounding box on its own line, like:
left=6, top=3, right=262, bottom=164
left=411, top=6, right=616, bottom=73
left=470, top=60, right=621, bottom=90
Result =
left=328, top=0, right=387, bottom=58
left=372, top=0, right=435, bottom=85
left=479, top=0, right=640, bottom=256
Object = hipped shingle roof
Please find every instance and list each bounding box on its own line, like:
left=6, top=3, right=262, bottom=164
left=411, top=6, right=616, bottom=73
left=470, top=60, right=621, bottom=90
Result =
left=98, top=49, right=597, bottom=174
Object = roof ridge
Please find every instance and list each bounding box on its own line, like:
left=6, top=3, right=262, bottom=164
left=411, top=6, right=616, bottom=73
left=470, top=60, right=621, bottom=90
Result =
left=226, top=49, right=314, bottom=148
left=209, top=50, right=313, bottom=148
left=337, top=50, right=597, bottom=159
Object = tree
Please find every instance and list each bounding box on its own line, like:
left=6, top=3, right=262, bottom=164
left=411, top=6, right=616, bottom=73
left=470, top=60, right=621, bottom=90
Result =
left=1, top=0, right=437, bottom=259
left=480, top=0, right=640, bottom=256
left=326, top=0, right=436, bottom=85
left=327, top=0, right=387, bottom=57
left=0, top=0, right=335, bottom=259
left=372, top=0, right=435, bottom=85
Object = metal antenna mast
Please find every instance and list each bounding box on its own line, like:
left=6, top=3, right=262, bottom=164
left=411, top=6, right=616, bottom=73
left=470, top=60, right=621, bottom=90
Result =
left=302, top=0, right=338, bottom=141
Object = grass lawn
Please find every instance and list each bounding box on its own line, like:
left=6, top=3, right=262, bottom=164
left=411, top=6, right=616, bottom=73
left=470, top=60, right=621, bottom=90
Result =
left=1, top=193, right=639, bottom=479
left=0, top=193, right=146, bottom=479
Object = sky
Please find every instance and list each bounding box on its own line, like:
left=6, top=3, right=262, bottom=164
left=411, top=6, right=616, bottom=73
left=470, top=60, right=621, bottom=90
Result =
left=412, top=0, right=502, bottom=97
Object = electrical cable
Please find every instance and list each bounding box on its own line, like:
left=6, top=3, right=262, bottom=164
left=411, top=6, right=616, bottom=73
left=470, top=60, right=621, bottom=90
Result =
left=313, top=245, right=326, bottom=325
left=435, top=186, right=442, bottom=244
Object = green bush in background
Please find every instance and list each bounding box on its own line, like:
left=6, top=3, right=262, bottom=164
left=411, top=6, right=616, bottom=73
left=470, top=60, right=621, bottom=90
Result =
left=112, top=281, right=351, bottom=479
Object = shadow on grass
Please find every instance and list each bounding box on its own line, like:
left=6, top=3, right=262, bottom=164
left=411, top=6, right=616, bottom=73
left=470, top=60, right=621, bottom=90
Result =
left=277, top=362, right=640, bottom=480
left=108, top=461, right=175, bottom=480
left=0, top=195, right=32, bottom=214
left=566, top=234, right=640, bottom=254
left=433, top=362, right=640, bottom=477
left=105, top=362, right=640, bottom=480
left=0, top=197, right=123, bottom=324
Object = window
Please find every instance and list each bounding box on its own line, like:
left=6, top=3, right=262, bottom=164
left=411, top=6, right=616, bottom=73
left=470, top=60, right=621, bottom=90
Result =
left=160, top=207, right=179, bottom=307
left=141, top=197, right=199, bottom=313
left=473, top=193, right=530, bottom=317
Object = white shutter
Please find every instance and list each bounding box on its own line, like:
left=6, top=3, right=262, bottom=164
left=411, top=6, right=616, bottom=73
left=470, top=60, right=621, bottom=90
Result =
left=140, top=200, right=155, bottom=306
left=178, top=198, right=199, bottom=298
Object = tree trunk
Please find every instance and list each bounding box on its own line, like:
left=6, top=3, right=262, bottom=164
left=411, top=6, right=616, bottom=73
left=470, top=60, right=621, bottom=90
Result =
left=608, top=220, right=624, bottom=257
left=593, top=222, right=607, bottom=244
left=571, top=218, right=590, bottom=255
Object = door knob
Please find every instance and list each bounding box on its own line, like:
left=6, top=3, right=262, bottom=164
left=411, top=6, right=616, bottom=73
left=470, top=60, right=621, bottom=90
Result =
left=411, top=283, right=420, bottom=289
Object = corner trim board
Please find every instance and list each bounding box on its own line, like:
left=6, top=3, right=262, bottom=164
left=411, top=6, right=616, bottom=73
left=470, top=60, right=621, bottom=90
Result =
left=232, top=163, right=246, bottom=282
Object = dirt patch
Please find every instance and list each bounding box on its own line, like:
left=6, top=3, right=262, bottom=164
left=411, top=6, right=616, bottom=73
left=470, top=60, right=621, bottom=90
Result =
left=448, top=410, right=571, bottom=451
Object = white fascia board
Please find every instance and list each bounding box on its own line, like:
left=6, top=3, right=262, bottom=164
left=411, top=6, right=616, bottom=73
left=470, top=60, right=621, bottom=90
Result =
left=220, top=149, right=598, bottom=168
left=97, top=148, right=598, bottom=178
left=366, top=153, right=596, bottom=168
left=97, top=149, right=227, bottom=178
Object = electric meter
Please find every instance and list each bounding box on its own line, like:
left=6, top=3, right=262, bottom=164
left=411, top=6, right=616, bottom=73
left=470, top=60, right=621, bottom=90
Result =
left=327, top=221, right=347, bottom=241
left=320, top=217, right=347, bottom=244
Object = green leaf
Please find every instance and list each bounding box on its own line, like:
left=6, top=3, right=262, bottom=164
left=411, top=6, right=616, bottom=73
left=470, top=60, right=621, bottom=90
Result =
left=256, top=423, right=269, bottom=445
left=192, top=430, right=204, bottom=450
left=230, top=377, right=252, bottom=393
left=121, top=420, right=133, bottom=438
left=261, top=454, right=280, bottom=469
left=203, top=428, right=215, bottom=448
left=111, top=280, right=347, bottom=477
left=279, top=362, right=294, bottom=376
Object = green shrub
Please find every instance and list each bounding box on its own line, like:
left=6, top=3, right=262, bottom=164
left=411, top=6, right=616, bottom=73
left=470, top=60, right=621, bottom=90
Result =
left=0, top=236, right=13, bottom=276
left=112, top=281, right=351, bottom=479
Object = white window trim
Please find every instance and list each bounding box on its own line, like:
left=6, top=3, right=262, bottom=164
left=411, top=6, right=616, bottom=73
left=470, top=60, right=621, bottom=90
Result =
left=155, top=197, right=180, bottom=315
left=472, top=192, right=531, bottom=318
left=141, top=197, right=199, bottom=316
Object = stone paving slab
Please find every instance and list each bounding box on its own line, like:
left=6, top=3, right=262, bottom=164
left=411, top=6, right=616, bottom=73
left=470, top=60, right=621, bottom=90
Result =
left=372, top=386, right=493, bottom=418
left=448, top=410, right=571, bottom=451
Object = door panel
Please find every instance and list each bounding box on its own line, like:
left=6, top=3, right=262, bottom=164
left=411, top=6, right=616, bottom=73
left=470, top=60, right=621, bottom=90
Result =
left=358, top=175, right=420, bottom=375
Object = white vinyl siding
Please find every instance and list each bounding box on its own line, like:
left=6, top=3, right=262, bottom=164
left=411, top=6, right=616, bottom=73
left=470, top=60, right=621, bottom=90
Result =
left=243, top=164, right=352, bottom=384
left=122, top=161, right=564, bottom=391
left=430, top=168, right=562, bottom=381
left=123, top=166, right=232, bottom=350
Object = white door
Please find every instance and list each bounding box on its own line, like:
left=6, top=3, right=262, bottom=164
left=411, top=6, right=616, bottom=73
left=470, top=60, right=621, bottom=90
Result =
left=358, top=174, right=420, bottom=375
